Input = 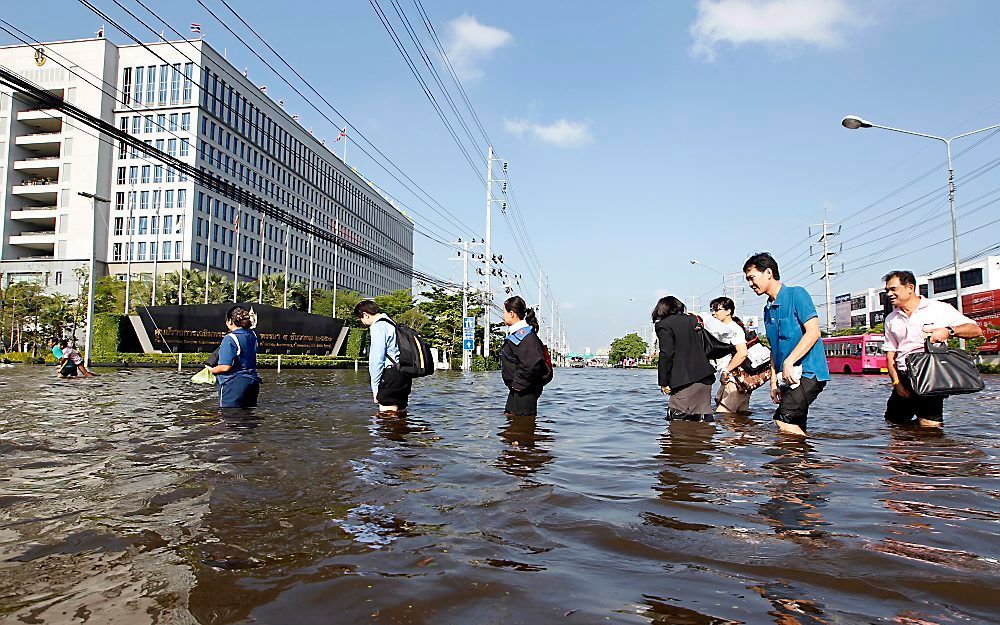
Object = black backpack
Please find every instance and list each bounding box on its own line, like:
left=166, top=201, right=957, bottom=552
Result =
left=376, top=318, right=435, bottom=377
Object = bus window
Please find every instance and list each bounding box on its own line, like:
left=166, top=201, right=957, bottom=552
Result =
left=866, top=342, right=883, bottom=356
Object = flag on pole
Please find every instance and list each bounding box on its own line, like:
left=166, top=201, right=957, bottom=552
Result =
left=190, top=23, right=202, bottom=34
left=335, top=127, right=346, bottom=142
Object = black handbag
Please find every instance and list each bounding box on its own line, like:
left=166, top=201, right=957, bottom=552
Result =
left=903, top=338, right=985, bottom=397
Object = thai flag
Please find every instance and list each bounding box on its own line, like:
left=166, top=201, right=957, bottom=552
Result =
left=190, top=23, right=202, bottom=34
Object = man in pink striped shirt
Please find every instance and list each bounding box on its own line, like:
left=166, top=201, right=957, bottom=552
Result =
left=882, top=270, right=982, bottom=428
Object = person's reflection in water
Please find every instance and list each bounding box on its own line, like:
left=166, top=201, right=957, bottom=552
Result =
left=758, top=438, right=831, bottom=544
left=496, top=414, right=554, bottom=481
left=654, top=421, right=716, bottom=503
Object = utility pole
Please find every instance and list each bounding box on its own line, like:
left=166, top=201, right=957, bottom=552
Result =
left=78, top=191, right=110, bottom=369
left=332, top=209, right=339, bottom=318
left=124, top=186, right=135, bottom=314
left=307, top=212, right=315, bottom=313
left=811, top=210, right=842, bottom=333
left=204, top=200, right=213, bottom=305
left=152, top=202, right=160, bottom=306
left=483, top=146, right=494, bottom=358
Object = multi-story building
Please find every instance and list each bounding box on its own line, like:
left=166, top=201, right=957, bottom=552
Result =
left=1, top=36, right=413, bottom=301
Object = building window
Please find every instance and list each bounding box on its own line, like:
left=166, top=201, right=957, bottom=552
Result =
left=170, top=63, right=181, bottom=104
left=113, top=243, right=122, bottom=261
left=114, top=217, right=124, bottom=236
left=932, top=274, right=956, bottom=294
left=146, top=65, right=156, bottom=105
left=122, top=67, right=132, bottom=105
left=163, top=241, right=172, bottom=260
left=115, top=192, right=125, bottom=211
left=154, top=165, right=163, bottom=183
left=128, top=166, right=138, bottom=184
left=167, top=138, right=177, bottom=157
left=919, top=284, right=929, bottom=298
left=180, top=138, right=189, bottom=157
left=183, top=62, right=194, bottom=103
left=158, top=64, right=168, bottom=104
left=157, top=113, right=166, bottom=131
left=152, top=190, right=161, bottom=211
left=178, top=189, right=187, bottom=208
left=169, top=113, right=178, bottom=131
left=150, top=241, right=158, bottom=259
left=137, top=242, right=147, bottom=261
left=961, top=268, right=984, bottom=289
left=144, top=115, right=153, bottom=134
left=165, top=190, right=174, bottom=209
left=163, top=215, right=173, bottom=234
left=176, top=241, right=182, bottom=260
left=131, top=116, right=141, bottom=134
left=138, top=216, right=148, bottom=235
left=116, top=167, right=126, bottom=184
left=141, top=165, right=150, bottom=184
left=182, top=112, right=191, bottom=131
left=166, top=166, right=175, bottom=183
left=134, top=66, right=144, bottom=105
left=140, top=191, right=149, bottom=211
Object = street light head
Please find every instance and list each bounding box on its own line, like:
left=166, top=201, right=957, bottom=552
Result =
left=841, top=115, right=872, bottom=130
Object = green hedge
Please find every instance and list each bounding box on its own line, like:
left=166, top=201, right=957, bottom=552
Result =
left=90, top=351, right=360, bottom=369
left=93, top=313, right=123, bottom=359
left=980, top=363, right=1000, bottom=374
left=471, top=354, right=499, bottom=372
left=345, top=328, right=367, bottom=359
left=2, top=351, right=48, bottom=364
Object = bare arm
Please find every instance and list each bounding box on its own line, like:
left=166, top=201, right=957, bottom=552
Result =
left=783, top=317, right=822, bottom=369
left=929, top=322, right=983, bottom=343
left=726, top=343, right=748, bottom=373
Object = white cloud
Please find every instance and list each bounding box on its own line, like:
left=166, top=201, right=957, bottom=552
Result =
left=445, top=14, right=512, bottom=80
left=690, top=0, right=860, bottom=61
left=561, top=301, right=576, bottom=310
left=503, top=118, right=593, bottom=148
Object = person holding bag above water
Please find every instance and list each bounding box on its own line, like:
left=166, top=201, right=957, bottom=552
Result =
left=208, top=305, right=262, bottom=408
left=653, top=296, right=717, bottom=421
left=500, top=296, right=552, bottom=417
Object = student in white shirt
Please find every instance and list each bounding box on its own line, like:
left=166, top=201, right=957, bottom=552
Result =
left=705, top=297, right=750, bottom=414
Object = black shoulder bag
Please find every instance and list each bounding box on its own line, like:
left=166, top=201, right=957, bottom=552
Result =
left=903, top=338, right=985, bottom=397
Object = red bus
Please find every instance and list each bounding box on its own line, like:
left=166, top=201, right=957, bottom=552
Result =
left=822, top=334, right=887, bottom=374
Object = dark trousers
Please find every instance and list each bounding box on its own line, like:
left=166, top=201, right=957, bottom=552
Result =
left=885, top=376, right=944, bottom=423
left=219, top=375, right=260, bottom=408
left=505, top=387, right=542, bottom=416
left=377, top=367, right=412, bottom=409
left=773, top=377, right=826, bottom=430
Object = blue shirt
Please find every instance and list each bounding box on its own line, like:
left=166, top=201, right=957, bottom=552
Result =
left=368, top=315, right=400, bottom=395
left=763, top=284, right=830, bottom=382
left=216, top=328, right=260, bottom=384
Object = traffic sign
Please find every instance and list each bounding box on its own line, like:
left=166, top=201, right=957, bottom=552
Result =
left=463, top=339, right=475, bottom=351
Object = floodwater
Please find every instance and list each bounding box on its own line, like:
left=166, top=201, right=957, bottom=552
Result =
left=1, top=366, right=999, bottom=625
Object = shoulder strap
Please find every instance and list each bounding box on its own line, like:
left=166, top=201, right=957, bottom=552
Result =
left=374, top=317, right=396, bottom=327
left=228, top=332, right=241, bottom=356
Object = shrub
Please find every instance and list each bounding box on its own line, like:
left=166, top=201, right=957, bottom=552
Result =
left=345, top=328, right=367, bottom=359
left=93, top=313, right=123, bottom=359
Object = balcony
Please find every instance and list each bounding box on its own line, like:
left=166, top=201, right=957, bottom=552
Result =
left=9, top=205, right=58, bottom=225
left=13, top=156, right=60, bottom=175
left=16, top=109, right=63, bottom=133
left=11, top=179, right=59, bottom=203
left=9, top=230, right=56, bottom=251
left=15, top=131, right=62, bottom=147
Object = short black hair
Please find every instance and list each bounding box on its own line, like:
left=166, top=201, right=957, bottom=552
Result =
left=882, top=270, right=916, bottom=287
left=709, top=296, right=735, bottom=314
left=651, top=296, right=686, bottom=322
left=743, top=252, right=780, bottom=279
left=353, top=300, right=381, bottom=318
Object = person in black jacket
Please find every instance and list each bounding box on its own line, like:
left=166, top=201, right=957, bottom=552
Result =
left=500, top=295, right=548, bottom=417
left=653, top=296, right=717, bottom=421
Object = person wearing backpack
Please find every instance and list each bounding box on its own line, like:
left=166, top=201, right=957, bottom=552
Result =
left=500, top=296, right=551, bottom=417
left=355, top=300, right=412, bottom=414
left=653, top=296, right=717, bottom=421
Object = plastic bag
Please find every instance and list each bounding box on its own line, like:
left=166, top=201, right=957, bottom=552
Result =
left=191, top=367, right=217, bottom=385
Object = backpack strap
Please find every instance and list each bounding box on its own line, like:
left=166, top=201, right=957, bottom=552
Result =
left=506, top=326, right=534, bottom=346
left=372, top=316, right=399, bottom=367
left=228, top=332, right=241, bottom=356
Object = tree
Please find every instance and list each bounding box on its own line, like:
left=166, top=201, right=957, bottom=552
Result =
left=609, top=332, right=648, bottom=365
left=375, top=289, right=416, bottom=318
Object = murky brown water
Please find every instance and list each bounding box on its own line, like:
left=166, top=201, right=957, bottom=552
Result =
left=1, top=366, right=998, bottom=624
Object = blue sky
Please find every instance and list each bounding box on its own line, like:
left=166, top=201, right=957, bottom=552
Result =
left=8, top=1, right=1000, bottom=350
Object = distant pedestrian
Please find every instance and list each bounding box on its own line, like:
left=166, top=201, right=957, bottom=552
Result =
left=744, top=252, right=829, bottom=436
left=653, top=296, right=716, bottom=421
left=355, top=300, right=411, bottom=414
left=500, top=296, right=550, bottom=417
left=705, top=297, right=751, bottom=414
left=61, top=341, right=96, bottom=377
left=208, top=305, right=261, bottom=408
left=54, top=339, right=77, bottom=378
left=882, top=270, right=982, bottom=428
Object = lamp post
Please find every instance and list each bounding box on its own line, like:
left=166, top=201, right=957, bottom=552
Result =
left=841, top=115, right=1000, bottom=348
left=78, top=191, right=110, bottom=369
left=689, top=259, right=733, bottom=298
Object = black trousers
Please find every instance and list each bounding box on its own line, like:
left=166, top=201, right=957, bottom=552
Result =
left=377, top=367, right=412, bottom=409
left=505, top=387, right=542, bottom=417
left=885, top=376, right=944, bottom=423
left=773, top=377, right=826, bottom=430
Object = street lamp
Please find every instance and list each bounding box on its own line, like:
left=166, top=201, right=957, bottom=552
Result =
left=78, top=191, right=110, bottom=369
left=690, top=259, right=729, bottom=296
left=841, top=114, right=1000, bottom=347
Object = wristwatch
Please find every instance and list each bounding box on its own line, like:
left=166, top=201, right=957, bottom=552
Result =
left=948, top=326, right=956, bottom=338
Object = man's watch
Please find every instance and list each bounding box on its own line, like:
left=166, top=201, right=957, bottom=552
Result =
left=948, top=326, right=956, bottom=338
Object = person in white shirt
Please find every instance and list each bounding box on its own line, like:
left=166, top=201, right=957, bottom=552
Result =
left=882, top=270, right=982, bottom=427
left=705, top=297, right=750, bottom=414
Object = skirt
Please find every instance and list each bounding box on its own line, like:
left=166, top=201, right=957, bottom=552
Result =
left=668, top=380, right=713, bottom=416
left=505, top=387, right=542, bottom=416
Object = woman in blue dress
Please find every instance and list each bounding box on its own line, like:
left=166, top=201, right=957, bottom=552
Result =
left=208, top=306, right=262, bottom=408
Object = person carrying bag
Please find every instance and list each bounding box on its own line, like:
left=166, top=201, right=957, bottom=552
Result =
left=903, top=337, right=985, bottom=397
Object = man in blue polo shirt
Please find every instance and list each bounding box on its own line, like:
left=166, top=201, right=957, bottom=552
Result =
left=743, top=252, right=830, bottom=436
